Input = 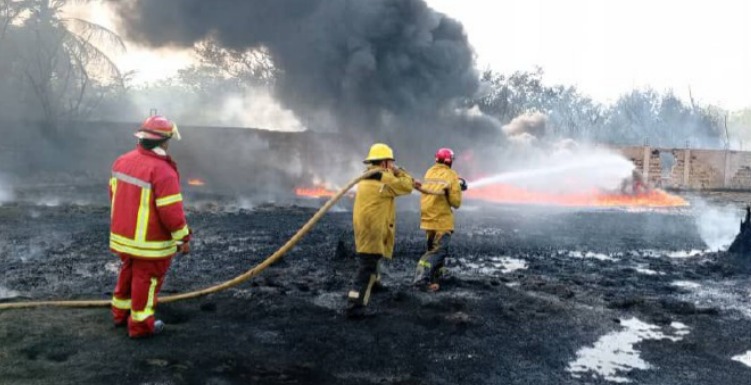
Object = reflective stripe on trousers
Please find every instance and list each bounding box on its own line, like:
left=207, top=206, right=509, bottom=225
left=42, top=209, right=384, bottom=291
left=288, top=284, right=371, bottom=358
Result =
left=131, top=277, right=158, bottom=322
left=111, top=296, right=131, bottom=310
left=414, top=231, right=452, bottom=285
left=349, top=253, right=381, bottom=306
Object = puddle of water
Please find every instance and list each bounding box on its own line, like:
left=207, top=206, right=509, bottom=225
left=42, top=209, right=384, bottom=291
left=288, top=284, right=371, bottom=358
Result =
left=568, top=251, right=619, bottom=262
left=673, top=279, right=751, bottom=319
left=489, top=257, right=528, bottom=273
left=475, top=266, right=497, bottom=275
left=633, top=263, right=663, bottom=275
left=641, top=249, right=706, bottom=259
left=466, top=228, right=504, bottom=237
left=670, top=322, right=690, bottom=337
left=568, top=318, right=690, bottom=383
left=458, top=256, right=528, bottom=276
left=634, top=265, right=662, bottom=276
left=666, top=250, right=704, bottom=259
left=671, top=281, right=702, bottom=289
left=732, top=351, right=751, bottom=368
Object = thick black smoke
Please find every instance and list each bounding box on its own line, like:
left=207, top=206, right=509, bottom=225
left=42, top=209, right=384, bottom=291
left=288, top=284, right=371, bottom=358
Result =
left=109, top=0, right=502, bottom=170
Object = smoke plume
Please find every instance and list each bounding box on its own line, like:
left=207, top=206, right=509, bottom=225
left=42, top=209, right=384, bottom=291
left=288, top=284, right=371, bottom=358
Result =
left=127, top=86, right=306, bottom=132
left=502, top=112, right=547, bottom=139
left=109, top=0, right=501, bottom=168
left=0, top=174, right=13, bottom=205
left=462, top=112, right=635, bottom=196
left=692, top=200, right=741, bottom=251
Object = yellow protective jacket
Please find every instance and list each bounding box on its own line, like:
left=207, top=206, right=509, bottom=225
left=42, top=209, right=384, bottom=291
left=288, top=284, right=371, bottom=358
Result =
left=353, top=166, right=414, bottom=258
left=420, top=163, right=462, bottom=231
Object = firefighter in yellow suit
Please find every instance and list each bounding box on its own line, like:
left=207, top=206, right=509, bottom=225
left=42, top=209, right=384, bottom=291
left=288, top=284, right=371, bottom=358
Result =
left=413, top=148, right=467, bottom=291
left=348, top=143, right=414, bottom=312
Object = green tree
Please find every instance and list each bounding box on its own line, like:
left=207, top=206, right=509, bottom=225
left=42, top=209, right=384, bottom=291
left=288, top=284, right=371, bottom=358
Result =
left=601, top=89, right=724, bottom=148
left=471, top=68, right=602, bottom=140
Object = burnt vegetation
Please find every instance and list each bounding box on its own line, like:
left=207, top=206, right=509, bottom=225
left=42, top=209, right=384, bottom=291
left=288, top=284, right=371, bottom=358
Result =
left=1, top=1, right=751, bottom=384
left=1, top=204, right=750, bottom=384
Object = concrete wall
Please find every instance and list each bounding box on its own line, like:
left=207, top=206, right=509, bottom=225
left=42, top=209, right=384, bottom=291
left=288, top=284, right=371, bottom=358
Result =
left=0, top=120, right=368, bottom=196
left=2, top=120, right=750, bottom=192
left=614, top=145, right=751, bottom=191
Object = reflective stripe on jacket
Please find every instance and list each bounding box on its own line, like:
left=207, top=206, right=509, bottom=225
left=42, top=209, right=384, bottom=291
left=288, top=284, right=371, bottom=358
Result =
left=353, top=167, right=413, bottom=258
left=109, top=146, right=190, bottom=259
left=420, top=163, right=462, bottom=231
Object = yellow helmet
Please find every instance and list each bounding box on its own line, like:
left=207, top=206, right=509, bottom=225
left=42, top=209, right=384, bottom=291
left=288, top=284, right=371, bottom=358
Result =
left=364, top=143, right=395, bottom=163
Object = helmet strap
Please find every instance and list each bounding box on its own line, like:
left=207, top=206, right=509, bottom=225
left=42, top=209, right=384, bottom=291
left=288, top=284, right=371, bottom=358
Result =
left=139, top=137, right=169, bottom=150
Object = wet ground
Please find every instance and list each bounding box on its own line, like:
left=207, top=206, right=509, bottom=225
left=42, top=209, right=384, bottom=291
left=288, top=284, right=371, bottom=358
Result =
left=1, top=199, right=751, bottom=384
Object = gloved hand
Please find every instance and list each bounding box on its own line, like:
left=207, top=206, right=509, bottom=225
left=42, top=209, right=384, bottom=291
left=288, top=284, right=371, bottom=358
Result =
left=458, top=178, right=468, bottom=191
left=178, top=242, right=191, bottom=255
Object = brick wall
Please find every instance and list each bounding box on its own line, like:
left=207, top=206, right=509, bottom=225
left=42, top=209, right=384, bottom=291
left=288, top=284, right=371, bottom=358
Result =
left=614, top=145, right=751, bottom=190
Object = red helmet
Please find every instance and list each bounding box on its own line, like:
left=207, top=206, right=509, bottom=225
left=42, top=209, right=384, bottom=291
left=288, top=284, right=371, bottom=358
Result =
left=135, top=115, right=181, bottom=140
left=435, top=148, right=454, bottom=166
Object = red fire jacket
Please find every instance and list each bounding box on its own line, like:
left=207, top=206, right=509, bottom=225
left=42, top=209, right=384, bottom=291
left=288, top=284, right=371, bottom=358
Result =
left=109, top=145, right=190, bottom=259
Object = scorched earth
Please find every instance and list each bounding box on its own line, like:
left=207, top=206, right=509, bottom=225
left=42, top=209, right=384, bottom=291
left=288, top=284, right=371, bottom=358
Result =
left=0, top=197, right=750, bottom=385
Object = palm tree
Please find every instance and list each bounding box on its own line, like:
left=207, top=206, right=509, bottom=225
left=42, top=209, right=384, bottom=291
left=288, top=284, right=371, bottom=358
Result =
left=7, top=0, right=125, bottom=130
left=0, top=0, right=25, bottom=40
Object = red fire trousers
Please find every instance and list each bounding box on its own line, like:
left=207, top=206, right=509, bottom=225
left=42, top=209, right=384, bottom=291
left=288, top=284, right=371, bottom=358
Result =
left=111, top=254, right=172, bottom=338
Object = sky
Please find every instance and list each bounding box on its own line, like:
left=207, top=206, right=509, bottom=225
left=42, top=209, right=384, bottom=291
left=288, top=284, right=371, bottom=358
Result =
left=427, top=0, right=751, bottom=110
left=62, top=2, right=194, bottom=82
left=66, top=0, right=751, bottom=110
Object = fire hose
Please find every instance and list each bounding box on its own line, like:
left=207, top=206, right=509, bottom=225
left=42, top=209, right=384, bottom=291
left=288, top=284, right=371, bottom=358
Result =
left=0, top=169, right=382, bottom=311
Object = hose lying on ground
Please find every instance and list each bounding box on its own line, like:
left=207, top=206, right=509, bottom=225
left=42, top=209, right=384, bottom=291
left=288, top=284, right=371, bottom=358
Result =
left=0, top=170, right=380, bottom=311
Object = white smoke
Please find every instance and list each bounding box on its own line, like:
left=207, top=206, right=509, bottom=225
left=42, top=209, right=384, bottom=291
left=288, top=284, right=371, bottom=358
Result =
left=507, top=132, right=539, bottom=147
left=127, top=85, right=305, bottom=131
left=219, top=88, right=306, bottom=131
left=502, top=112, right=547, bottom=138
left=692, top=200, right=742, bottom=251
left=0, top=173, right=14, bottom=204
left=466, top=112, right=636, bottom=195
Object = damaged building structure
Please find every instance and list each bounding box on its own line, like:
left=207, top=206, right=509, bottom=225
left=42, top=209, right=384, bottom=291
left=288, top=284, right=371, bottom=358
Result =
left=3, top=121, right=751, bottom=195
left=617, top=146, right=751, bottom=191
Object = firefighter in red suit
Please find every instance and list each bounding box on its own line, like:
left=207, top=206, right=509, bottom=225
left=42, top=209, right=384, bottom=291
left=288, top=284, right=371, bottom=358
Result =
left=109, top=115, right=191, bottom=338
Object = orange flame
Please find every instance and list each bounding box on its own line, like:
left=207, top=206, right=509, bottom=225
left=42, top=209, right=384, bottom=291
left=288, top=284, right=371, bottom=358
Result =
left=188, top=178, right=206, bottom=186
left=465, top=184, right=688, bottom=208
left=295, top=186, right=338, bottom=199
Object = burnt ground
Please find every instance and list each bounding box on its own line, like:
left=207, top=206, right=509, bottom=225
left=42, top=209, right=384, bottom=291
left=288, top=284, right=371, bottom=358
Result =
left=0, top=199, right=751, bottom=384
